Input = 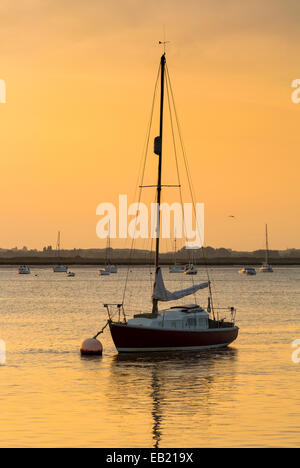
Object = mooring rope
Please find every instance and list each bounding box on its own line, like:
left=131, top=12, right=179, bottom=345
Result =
left=93, top=320, right=110, bottom=339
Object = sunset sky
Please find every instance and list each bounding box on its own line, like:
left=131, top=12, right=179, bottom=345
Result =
left=0, top=0, right=300, bottom=251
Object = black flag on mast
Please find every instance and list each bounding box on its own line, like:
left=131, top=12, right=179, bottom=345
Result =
left=154, top=136, right=162, bottom=155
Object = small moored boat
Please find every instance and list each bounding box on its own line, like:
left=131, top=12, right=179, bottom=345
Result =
left=239, top=266, right=256, bottom=276
left=260, top=264, right=273, bottom=273
left=53, top=265, right=68, bottom=273
left=101, top=222, right=118, bottom=274
left=99, top=269, right=110, bottom=276
left=169, top=265, right=185, bottom=273
left=53, top=232, right=68, bottom=273
left=105, top=263, right=118, bottom=274
left=18, top=265, right=30, bottom=275
left=169, top=236, right=185, bottom=273
left=259, top=225, right=273, bottom=273
left=184, top=264, right=198, bottom=275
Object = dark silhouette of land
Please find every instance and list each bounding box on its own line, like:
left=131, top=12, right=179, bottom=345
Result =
left=0, top=246, right=300, bottom=265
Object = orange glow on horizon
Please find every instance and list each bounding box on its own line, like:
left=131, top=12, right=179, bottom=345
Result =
left=0, top=0, right=300, bottom=251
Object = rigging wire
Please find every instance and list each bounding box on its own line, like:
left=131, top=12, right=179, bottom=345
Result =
left=165, top=63, right=218, bottom=317
left=121, top=56, right=219, bottom=319
left=122, top=62, right=161, bottom=307
left=164, top=74, right=197, bottom=302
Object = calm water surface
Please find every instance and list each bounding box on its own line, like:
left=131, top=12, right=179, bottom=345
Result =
left=0, top=266, right=299, bottom=447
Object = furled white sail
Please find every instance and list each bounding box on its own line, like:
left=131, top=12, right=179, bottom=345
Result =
left=153, top=267, right=209, bottom=302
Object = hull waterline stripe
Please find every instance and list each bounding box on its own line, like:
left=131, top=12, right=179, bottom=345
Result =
left=117, top=343, right=232, bottom=352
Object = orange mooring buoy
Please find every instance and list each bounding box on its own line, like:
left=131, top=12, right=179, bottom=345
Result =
left=80, top=338, right=103, bottom=356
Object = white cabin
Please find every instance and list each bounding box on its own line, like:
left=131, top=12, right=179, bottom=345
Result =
left=128, top=305, right=209, bottom=331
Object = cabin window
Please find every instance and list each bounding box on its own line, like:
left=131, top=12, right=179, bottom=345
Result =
left=186, top=318, right=194, bottom=328
left=198, top=318, right=208, bottom=328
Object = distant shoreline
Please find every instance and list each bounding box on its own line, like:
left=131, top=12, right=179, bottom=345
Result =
left=1, top=257, right=300, bottom=266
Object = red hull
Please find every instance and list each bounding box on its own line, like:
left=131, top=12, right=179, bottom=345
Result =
left=109, top=322, right=239, bottom=353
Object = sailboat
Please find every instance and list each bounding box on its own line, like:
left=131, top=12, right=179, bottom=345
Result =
left=184, top=264, right=198, bottom=275
left=259, top=224, right=273, bottom=272
left=238, top=266, right=256, bottom=276
left=99, top=268, right=110, bottom=276
left=98, top=223, right=118, bottom=276
left=53, top=231, right=68, bottom=273
left=169, top=235, right=184, bottom=273
left=184, top=251, right=198, bottom=275
left=107, top=51, right=238, bottom=353
left=18, top=265, right=30, bottom=274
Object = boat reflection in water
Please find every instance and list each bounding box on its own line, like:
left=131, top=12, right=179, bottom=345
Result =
left=110, top=349, right=238, bottom=448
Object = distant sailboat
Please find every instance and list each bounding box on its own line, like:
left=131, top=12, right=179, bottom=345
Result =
left=105, top=225, right=118, bottom=273
left=184, top=251, right=198, bottom=275
left=184, top=263, right=198, bottom=275
left=98, top=223, right=118, bottom=276
left=53, top=231, right=68, bottom=273
left=169, top=235, right=184, bottom=273
left=260, top=224, right=273, bottom=273
left=98, top=269, right=110, bottom=276
left=18, top=265, right=30, bottom=275
left=238, top=266, right=256, bottom=276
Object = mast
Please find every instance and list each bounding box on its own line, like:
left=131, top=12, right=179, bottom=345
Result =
left=106, top=221, right=111, bottom=265
left=152, top=53, right=166, bottom=315
left=174, top=235, right=177, bottom=266
left=265, top=224, right=269, bottom=265
left=56, top=231, right=60, bottom=257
